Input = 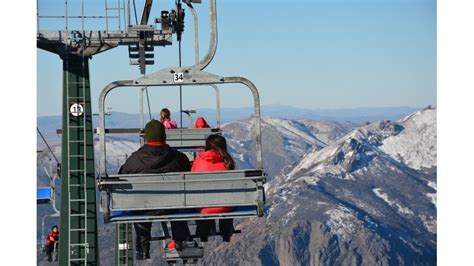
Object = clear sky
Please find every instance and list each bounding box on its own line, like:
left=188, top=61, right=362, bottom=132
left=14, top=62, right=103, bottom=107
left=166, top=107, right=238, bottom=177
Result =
left=37, top=0, right=436, bottom=116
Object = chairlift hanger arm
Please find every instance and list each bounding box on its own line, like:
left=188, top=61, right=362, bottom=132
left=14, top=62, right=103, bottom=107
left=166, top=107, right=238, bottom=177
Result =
left=140, top=0, right=153, bottom=25
left=98, top=69, right=263, bottom=177
left=184, top=0, right=200, bottom=64
left=190, top=0, right=217, bottom=71
left=182, top=1, right=221, bottom=126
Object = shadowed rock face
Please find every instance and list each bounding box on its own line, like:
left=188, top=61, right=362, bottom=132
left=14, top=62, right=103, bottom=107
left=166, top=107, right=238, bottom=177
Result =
left=377, top=120, right=404, bottom=137
left=36, top=109, right=436, bottom=265
left=333, top=137, right=377, bottom=172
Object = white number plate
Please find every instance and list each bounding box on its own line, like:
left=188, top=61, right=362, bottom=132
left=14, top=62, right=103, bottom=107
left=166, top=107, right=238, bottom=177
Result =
left=173, top=73, right=184, bottom=83
left=70, top=103, right=84, bottom=117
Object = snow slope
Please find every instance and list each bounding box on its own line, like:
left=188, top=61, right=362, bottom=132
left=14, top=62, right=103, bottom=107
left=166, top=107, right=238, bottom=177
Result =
left=380, top=108, right=436, bottom=170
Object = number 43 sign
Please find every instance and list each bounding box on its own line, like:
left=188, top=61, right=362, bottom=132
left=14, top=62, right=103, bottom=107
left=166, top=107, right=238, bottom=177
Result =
left=173, top=73, right=184, bottom=83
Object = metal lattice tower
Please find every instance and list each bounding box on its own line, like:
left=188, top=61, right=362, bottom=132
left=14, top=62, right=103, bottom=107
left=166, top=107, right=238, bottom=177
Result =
left=61, top=55, right=98, bottom=265
left=116, top=223, right=133, bottom=265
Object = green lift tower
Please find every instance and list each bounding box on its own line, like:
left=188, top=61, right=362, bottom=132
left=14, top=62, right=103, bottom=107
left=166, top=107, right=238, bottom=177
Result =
left=37, top=44, right=112, bottom=264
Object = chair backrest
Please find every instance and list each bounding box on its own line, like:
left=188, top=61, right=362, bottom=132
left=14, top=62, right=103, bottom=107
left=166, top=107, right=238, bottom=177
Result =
left=164, top=128, right=221, bottom=149
left=99, top=170, right=265, bottom=212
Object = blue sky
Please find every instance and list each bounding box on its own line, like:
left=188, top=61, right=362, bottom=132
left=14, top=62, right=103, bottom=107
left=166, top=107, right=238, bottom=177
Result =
left=37, top=0, right=436, bottom=116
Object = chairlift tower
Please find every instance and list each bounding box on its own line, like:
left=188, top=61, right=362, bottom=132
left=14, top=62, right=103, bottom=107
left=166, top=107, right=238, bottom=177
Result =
left=37, top=0, right=189, bottom=264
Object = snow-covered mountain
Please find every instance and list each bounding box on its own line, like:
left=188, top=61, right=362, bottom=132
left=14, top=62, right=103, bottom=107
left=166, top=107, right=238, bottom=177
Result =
left=287, top=109, right=436, bottom=177
left=223, top=118, right=354, bottom=177
left=203, top=108, right=437, bottom=265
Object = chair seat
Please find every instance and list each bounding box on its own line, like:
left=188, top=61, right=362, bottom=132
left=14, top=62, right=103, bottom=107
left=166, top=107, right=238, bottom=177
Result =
left=109, top=206, right=258, bottom=223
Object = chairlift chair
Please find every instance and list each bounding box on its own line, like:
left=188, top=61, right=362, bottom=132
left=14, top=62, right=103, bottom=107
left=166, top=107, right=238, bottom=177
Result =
left=37, top=166, right=60, bottom=258
left=96, top=69, right=266, bottom=226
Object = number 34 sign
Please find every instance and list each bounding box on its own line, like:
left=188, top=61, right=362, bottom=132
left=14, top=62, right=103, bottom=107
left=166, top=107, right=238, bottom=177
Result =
left=173, top=73, right=184, bottom=83
left=70, top=103, right=84, bottom=117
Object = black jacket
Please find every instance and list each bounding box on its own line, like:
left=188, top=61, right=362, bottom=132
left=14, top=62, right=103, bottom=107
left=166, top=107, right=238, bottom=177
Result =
left=118, top=144, right=191, bottom=174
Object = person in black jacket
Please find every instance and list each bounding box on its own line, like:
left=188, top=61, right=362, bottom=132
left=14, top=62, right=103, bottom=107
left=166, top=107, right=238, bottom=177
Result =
left=118, top=120, right=191, bottom=259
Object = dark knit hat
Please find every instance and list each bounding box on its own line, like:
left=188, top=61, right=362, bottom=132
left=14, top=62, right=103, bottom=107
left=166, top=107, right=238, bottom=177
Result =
left=144, top=120, right=166, bottom=142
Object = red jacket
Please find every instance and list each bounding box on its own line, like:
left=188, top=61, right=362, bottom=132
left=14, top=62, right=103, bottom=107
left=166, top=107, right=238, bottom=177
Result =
left=194, top=117, right=210, bottom=128
left=46, top=231, right=59, bottom=246
left=191, top=150, right=234, bottom=214
left=192, top=150, right=226, bottom=171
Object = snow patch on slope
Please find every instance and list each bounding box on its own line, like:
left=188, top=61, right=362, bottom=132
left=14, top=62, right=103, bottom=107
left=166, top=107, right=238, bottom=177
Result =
left=325, top=206, right=358, bottom=239
left=427, top=193, right=437, bottom=208
left=263, top=118, right=319, bottom=145
left=426, top=181, right=437, bottom=207
left=420, top=215, right=437, bottom=234
left=428, top=181, right=437, bottom=190
left=373, top=188, right=414, bottom=215
left=300, top=175, right=320, bottom=186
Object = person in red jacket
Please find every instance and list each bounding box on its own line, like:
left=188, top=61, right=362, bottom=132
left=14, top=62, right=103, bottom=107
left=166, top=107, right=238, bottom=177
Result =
left=45, top=225, right=59, bottom=261
left=194, top=116, right=210, bottom=128
left=192, top=134, right=235, bottom=242
left=194, top=116, right=210, bottom=151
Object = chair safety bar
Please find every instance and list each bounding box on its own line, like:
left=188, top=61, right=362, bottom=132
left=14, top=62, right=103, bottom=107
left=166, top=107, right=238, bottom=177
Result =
left=99, top=127, right=221, bottom=150
left=58, top=128, right=221, bottom=134
left=58, top=127, right=222, bottom=151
